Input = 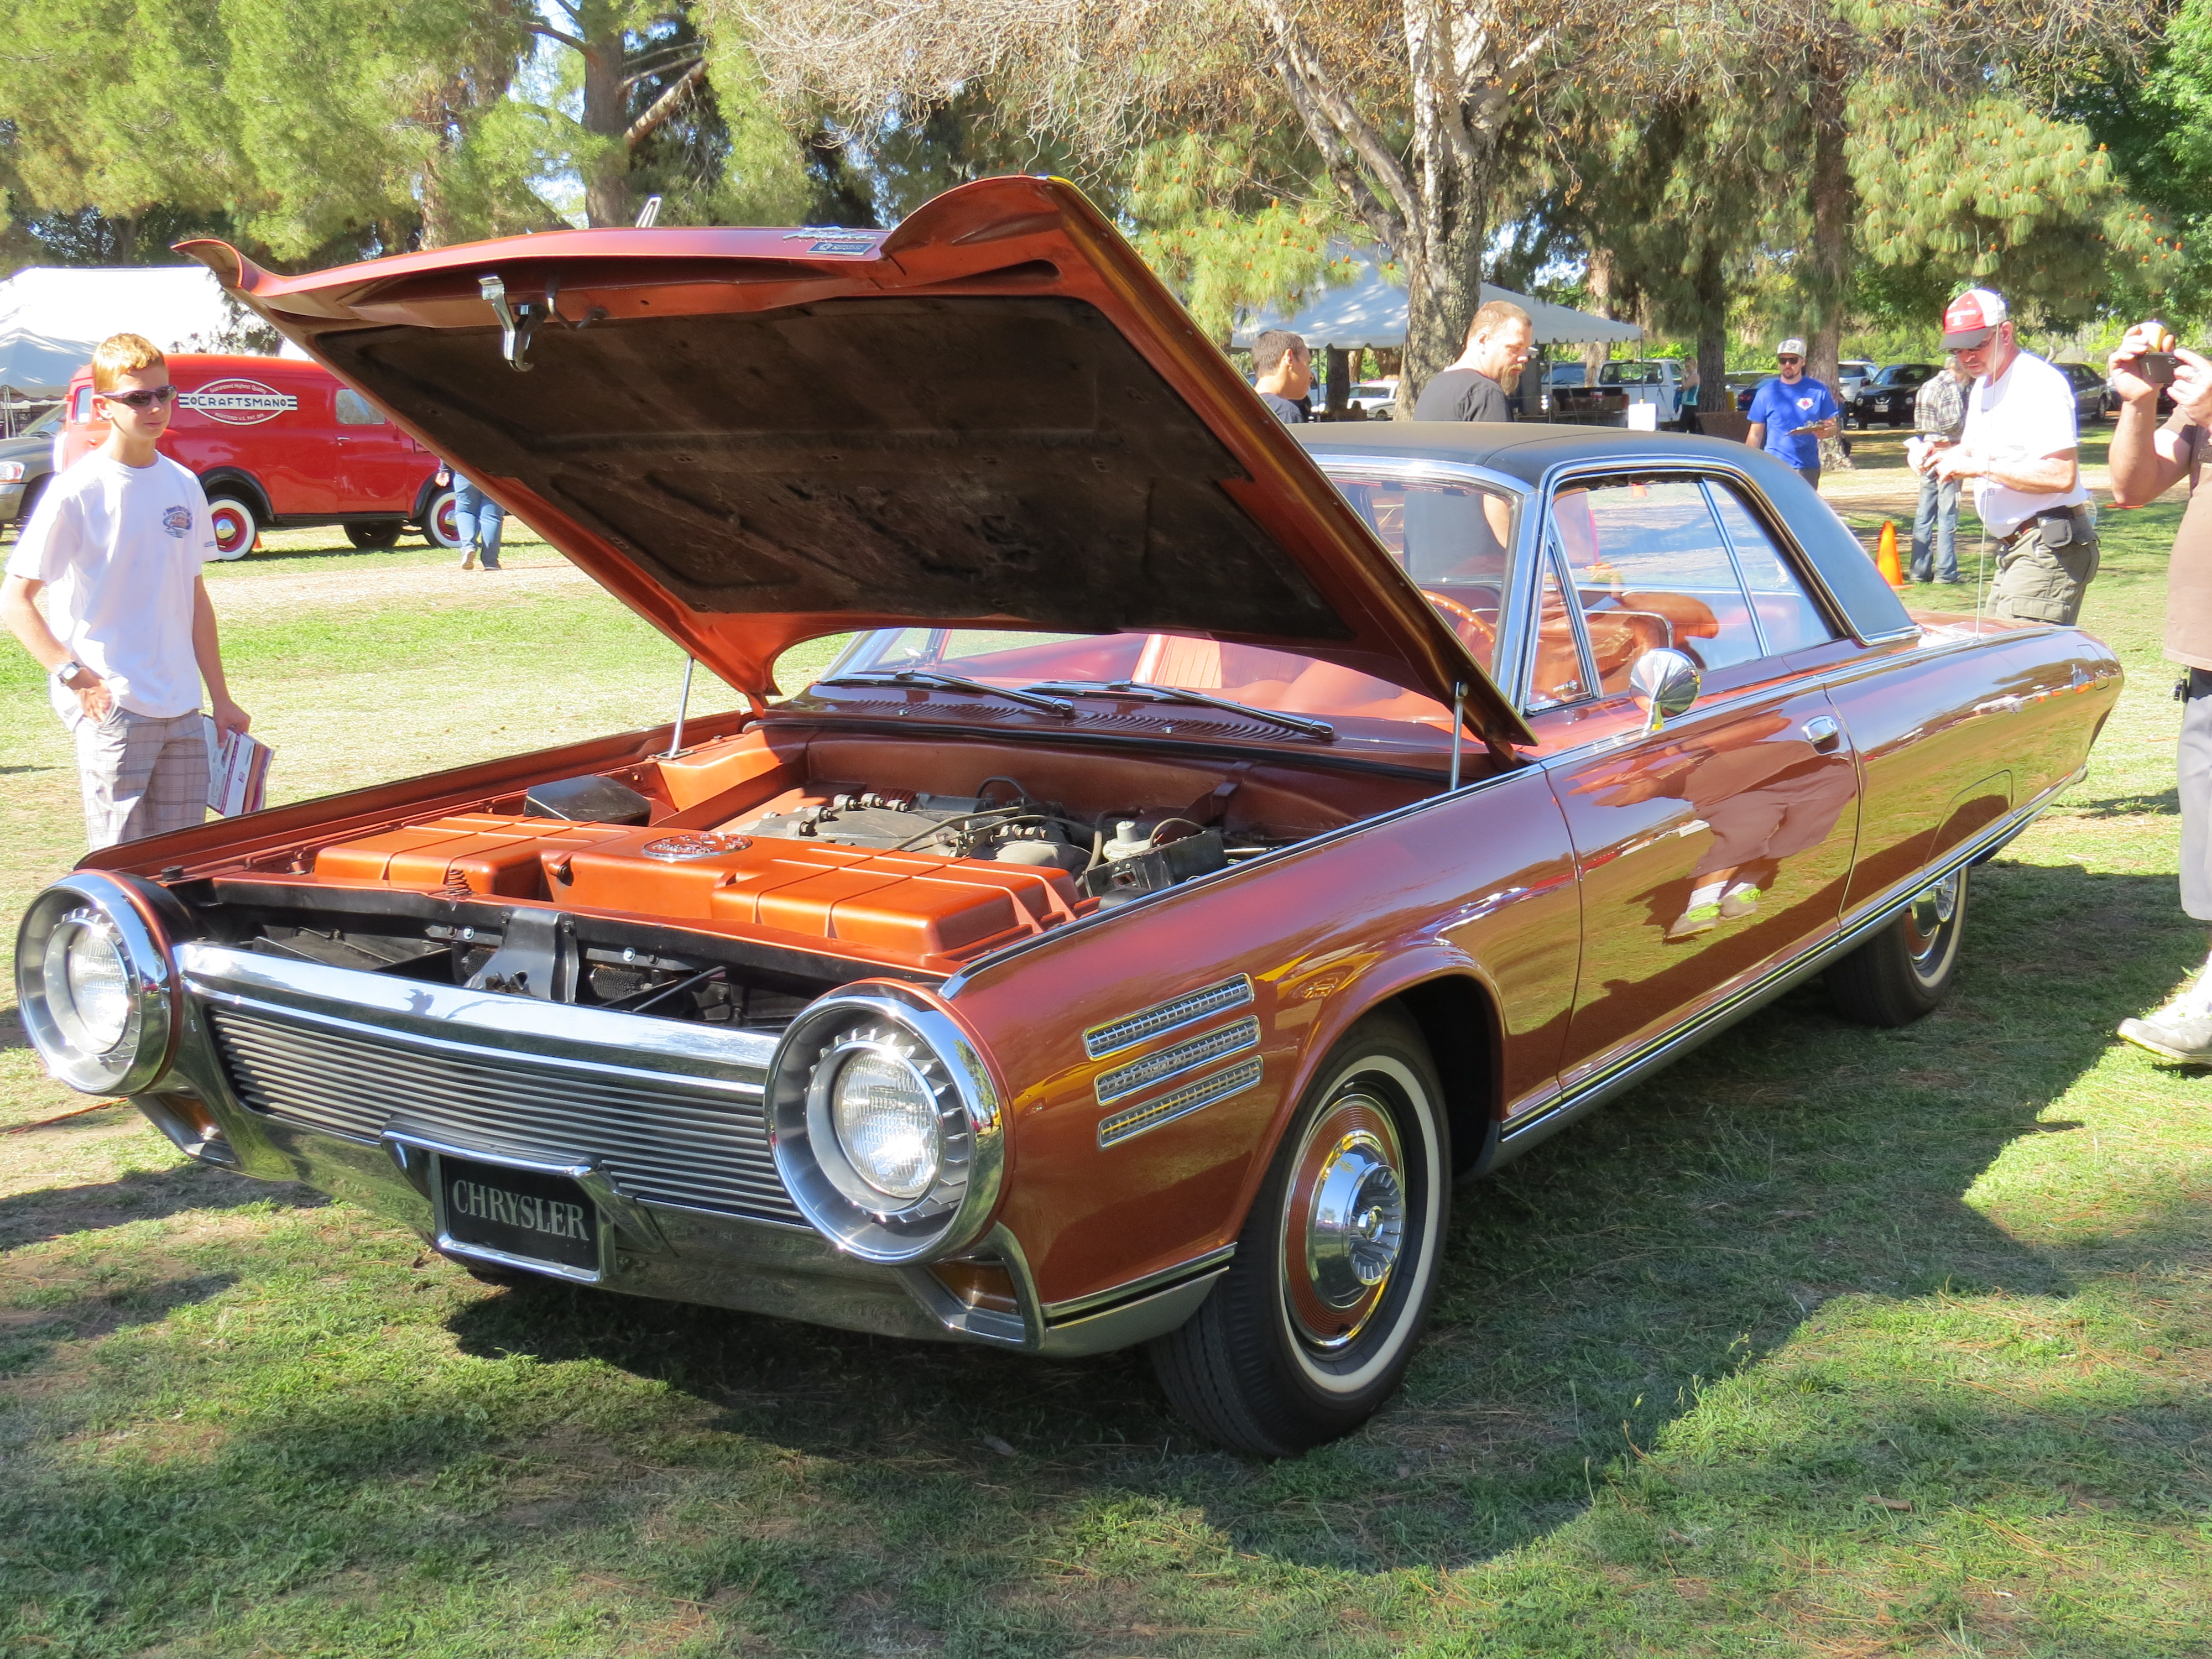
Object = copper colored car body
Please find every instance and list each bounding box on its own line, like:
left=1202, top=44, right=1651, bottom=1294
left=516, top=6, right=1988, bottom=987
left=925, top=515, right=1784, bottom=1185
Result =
left=15, top=178, right=2119, bottom=1456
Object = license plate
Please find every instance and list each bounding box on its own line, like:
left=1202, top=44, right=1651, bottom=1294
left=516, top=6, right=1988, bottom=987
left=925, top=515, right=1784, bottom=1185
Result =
left=439, top=1155, right=600, bottom=1273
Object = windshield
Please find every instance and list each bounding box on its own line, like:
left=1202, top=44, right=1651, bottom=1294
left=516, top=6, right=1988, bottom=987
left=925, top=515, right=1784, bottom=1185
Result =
left=811, top=469, right=1522, bottom=730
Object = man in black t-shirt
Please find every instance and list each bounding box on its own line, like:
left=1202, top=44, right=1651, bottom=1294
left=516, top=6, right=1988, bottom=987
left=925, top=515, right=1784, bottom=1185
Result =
left=1251, top=330, right=1312, bottom=424
left=1413, top=300, right=1533, bottom=422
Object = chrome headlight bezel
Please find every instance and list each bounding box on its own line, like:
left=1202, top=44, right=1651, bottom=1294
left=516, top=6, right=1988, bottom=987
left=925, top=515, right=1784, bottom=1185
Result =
left=769, top=989, right=1003, bottom=1264
left=15, top=872, right=179, bottom=1094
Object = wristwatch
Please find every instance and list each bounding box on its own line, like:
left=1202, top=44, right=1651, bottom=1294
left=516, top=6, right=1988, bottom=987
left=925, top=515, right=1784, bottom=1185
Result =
left=56, top=659, right=91, bottom=687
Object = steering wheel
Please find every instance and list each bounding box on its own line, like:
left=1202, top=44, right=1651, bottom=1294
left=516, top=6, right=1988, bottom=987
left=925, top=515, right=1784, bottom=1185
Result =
left=1424, top=590, right=1497, bottom=659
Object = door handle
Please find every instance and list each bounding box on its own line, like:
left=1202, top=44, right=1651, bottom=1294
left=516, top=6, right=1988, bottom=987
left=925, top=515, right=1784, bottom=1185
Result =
left=1803, top=715, right=1844, bottom=752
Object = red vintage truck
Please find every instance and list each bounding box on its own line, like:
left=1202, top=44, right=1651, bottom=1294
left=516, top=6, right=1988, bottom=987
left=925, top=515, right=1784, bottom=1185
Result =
left=60, top=352, right=458, bottom=557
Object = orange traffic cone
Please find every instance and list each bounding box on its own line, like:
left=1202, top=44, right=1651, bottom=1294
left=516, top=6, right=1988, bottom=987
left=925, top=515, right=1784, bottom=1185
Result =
left=1875, top=520, right=1907, bottom=589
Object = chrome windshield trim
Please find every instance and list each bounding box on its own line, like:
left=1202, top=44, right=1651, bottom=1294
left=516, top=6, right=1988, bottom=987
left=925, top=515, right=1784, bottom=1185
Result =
left=176, top=942, right=779, bottom=1081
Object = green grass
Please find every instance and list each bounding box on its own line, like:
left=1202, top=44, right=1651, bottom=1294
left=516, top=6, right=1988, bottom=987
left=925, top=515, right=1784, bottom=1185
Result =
left=3, top=511, right=2209, bottom=1655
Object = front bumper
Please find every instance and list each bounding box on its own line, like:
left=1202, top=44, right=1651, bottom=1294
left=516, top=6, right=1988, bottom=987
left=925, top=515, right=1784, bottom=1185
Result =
left=138, top=944, right=1221, bottom=1357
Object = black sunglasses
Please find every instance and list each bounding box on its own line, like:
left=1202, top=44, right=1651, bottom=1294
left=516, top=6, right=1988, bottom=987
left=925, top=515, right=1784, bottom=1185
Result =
left=1776, top=356, right=1803, bottom=365
left=95, top=385, right=176, bottom=410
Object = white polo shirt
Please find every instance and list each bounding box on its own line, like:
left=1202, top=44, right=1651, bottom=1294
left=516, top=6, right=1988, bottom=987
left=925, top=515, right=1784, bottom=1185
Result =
left=1960, top=349, right=2089, bottom=538
left=5, top=451, right=214, bottom=720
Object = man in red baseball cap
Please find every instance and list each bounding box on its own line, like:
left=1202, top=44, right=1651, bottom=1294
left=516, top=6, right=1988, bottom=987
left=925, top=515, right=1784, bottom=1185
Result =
left=1931, top=287, right=2097, bottom=623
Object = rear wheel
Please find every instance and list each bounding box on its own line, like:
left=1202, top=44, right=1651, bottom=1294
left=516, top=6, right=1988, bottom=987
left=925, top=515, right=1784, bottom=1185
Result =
left=207, top=495, right=257, bottom=560
left=1828, top=866, right=1968, bottom=1026
left=344, top=519, right=403, bottom=550
left=1150, top=1009, right=1450, bottom=1456
left=422, top=488, right=463, bottom=549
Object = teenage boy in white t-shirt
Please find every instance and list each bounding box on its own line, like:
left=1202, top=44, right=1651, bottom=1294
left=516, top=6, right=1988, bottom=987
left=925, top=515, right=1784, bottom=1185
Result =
left=2, top=333, right=251, bottom=848
left=1930, top=287, right=2098, bottom=625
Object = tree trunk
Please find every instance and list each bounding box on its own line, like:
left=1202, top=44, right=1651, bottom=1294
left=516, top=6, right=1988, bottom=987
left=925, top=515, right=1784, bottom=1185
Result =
left=1694, top=246, right=1728, bottom=430
left=1325, top=346, right=1350, bottom=418
left=1582, top=248, right=1615, bottom=387
left=1806, top=35, right=1854, bottom=470
left=579, top=1, right=633, bottom=229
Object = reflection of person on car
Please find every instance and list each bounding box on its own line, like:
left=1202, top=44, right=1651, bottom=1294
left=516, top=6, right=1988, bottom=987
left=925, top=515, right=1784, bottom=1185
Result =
left=1569, top=712, right=1856, bottom=940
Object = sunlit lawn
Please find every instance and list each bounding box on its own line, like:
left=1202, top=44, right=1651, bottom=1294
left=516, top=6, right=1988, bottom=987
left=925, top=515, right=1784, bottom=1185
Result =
left=2, top=505, right=2207, bottom=1656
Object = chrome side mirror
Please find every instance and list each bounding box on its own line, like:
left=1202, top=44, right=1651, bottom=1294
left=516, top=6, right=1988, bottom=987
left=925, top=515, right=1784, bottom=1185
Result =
left=1629, top=648, right=1700, bottom=734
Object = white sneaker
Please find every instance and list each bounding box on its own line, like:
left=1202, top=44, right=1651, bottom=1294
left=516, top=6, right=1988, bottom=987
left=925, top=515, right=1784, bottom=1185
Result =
left=460, top=544, right=478, bottom=570
left=2118, top=973, right=2212, bottom=1063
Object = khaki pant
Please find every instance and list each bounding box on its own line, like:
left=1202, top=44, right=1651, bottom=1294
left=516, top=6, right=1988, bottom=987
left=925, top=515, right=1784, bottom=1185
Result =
left=1987, top=513, right=2099, bottom=627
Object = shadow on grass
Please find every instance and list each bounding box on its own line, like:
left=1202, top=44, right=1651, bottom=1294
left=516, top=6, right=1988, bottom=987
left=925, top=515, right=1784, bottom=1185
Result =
left=0, top=1164, right=327, bottom=1251
left=0, top=1272, right=238, bottom=1375
left=0, top=861, right=2204, bottom=1655
left=2068, top=787, right=2181, bottom=818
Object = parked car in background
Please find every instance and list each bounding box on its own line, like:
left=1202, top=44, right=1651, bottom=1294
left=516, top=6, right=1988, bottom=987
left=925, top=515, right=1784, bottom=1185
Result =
left=2054, top=362, right=2110, bottom=425
left=1596, top=359, right=1689, bottom=427
left=18, top=175, right=2122, bottom=1458
left=0, top=402, right=62, bottom=524
left=1838, top=360, right=1876, bottom=406
left=1849, top=363, right=1939, bottom=427
left=62, top=352, right=460, bottom=557
left=1345, top=380, right=1399, bottom=419
left=1729, top=371, right=1767, bottom=415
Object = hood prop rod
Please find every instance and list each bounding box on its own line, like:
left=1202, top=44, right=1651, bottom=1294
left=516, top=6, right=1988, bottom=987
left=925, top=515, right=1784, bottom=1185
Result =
left=1449, top=682, right=1466, bottom=791
left=668, top=657, right=696, bottom=757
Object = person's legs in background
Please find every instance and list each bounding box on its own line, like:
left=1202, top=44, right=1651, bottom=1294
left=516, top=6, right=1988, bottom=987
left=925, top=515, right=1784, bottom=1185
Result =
left=2120, top=666, right=2212, bottom=1061
left=452, top=475, right=482, bottom=570
left=476, top=494, right=505, bottom=570
left=1911, top=469, right=1939, bottom=582
left=1933, top=473, right=1961, bottom=583
left=1797, top=466, right=1821, bottom=491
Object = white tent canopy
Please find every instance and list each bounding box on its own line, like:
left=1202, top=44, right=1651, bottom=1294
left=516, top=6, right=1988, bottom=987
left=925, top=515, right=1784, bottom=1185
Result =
left=1230, top=245, right=1642, bottom=351
left=0, top=265, right=307, bottom=399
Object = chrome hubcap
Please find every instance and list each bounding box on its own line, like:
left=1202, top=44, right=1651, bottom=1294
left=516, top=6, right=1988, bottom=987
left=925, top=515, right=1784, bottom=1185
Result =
left=1905, top=870, right=1960, bottom=971
left=1282, top=1093, right=1406, bottom=1352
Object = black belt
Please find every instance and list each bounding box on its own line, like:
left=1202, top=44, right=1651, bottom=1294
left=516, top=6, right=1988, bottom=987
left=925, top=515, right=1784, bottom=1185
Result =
left=2000, top=504, right=2092, bottom=547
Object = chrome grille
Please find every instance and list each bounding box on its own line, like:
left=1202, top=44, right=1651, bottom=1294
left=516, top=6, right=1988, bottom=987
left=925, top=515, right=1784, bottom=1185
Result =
left=208, top=1005, right=800, bottom=1225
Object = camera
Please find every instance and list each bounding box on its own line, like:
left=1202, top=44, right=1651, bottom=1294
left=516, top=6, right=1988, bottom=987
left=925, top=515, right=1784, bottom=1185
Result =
left=2138, top=351, right=2180, bottom=388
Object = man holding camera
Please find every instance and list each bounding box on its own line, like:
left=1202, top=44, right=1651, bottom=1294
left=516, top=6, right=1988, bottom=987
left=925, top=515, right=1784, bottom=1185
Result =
left=2108, top=324, right=2212, bottom=1060
left=1931, top=288, right=2097, bottom=624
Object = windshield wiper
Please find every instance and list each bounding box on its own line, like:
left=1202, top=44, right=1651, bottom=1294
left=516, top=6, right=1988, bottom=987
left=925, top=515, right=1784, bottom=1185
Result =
left=815, top=669, right=1074, bottom=718
left=1025, top=680, right=1335, bottom=741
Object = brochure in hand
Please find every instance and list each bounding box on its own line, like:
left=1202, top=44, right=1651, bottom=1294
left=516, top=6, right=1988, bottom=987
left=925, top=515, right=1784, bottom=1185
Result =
left=201, top=717, right=273, bottom=817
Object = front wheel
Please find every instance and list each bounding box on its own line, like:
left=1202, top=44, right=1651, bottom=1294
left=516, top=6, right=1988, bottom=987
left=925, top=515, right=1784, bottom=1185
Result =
left=207, top=495, right=258, bottom=560
left=344, top=519, right=403, bottom=550
left=1828, top=866, right=1968, bottom=1026
left=1150, top=1009, right=1450, bottom=1456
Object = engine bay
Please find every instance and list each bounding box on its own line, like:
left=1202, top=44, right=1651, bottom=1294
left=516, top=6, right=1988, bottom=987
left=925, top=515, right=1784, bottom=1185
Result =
left=191, top=723, right=1434, bottom=1020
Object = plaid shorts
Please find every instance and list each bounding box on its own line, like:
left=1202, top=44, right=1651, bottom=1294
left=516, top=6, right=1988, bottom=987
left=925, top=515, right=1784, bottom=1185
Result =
left=74, top=707, right=208, bottom=850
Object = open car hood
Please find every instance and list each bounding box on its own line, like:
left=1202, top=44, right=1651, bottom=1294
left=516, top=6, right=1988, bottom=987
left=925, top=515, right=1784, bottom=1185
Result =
left=181, top=176, right=1530, bottom=749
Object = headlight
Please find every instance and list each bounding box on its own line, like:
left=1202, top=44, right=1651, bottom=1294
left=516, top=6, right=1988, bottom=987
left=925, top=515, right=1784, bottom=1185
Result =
left=769, top=990, right=1003, bottom=1263
left=15, top=873, right=178, bottom=1094
left=0, top=462, right=24, bottom=482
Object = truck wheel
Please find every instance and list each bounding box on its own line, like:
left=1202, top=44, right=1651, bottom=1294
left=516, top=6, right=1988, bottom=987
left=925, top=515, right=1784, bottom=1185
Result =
left=1150, top=1009, right=1450, bottom=1457
left=1828, top=867, right=1968, bottom=1027
left=207, top=496, right=258, bottom=560
left=344, top=520, right=403, bottom=550
left=422, top=488, right=464, bottom=550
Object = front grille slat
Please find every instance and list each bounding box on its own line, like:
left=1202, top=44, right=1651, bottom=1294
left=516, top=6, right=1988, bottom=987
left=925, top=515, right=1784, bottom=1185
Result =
left=209, top=1005, right=801, bottom=1225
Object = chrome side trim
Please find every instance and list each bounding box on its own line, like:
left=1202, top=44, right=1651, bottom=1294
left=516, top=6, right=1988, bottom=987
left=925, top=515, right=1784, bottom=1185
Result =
left=1034, top=1267, right=1228, bottom=1357
left=1094, top=1016, right=1260, bottom=1103
left=1498, top=766, right=2078, bottom=1162
left=1043, top=1243, right=1238, bottom=1323
left=1083, top=975, right=1255, bottom=1058
left=178, top=942, right=781, bottom=1079
left=1098, top=1057, right=1265, bottom=1147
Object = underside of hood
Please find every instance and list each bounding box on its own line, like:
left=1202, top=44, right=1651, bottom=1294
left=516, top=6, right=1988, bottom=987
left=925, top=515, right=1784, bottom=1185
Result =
left=180, top=177, right=1530, bottom=750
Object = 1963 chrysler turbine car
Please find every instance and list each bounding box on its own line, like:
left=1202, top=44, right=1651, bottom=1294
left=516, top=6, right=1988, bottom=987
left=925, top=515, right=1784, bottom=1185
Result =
left=17, top=178, right=2120, bottom=1454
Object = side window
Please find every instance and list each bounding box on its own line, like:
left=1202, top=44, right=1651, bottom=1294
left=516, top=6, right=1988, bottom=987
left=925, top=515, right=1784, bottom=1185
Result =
left=1526, top=555, right=1591, bottom=709
left=71, top=385, right=92, bottom=424
left=1333, top=474, right=1517, bottom=676
left=1549, top=479, right=1766, bottom=693
left=335, top=388, right=386, bottom=426
left=1707, top=483, right=1837, bottom=655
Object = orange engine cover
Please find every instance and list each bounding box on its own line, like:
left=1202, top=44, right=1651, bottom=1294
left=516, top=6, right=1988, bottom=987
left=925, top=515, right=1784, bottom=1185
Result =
left=313, top=816, right=1089, bottom=967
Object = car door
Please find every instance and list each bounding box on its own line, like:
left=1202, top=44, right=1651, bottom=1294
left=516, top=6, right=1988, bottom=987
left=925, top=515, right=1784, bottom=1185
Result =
left=1516, top=472, right=1861, bottom=1100
left=333, top=388, right=425, bottom=509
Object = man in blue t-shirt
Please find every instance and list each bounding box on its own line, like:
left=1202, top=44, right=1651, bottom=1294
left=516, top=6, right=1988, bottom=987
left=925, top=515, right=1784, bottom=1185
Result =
left=1744, top=337, right=1841, bottom=488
